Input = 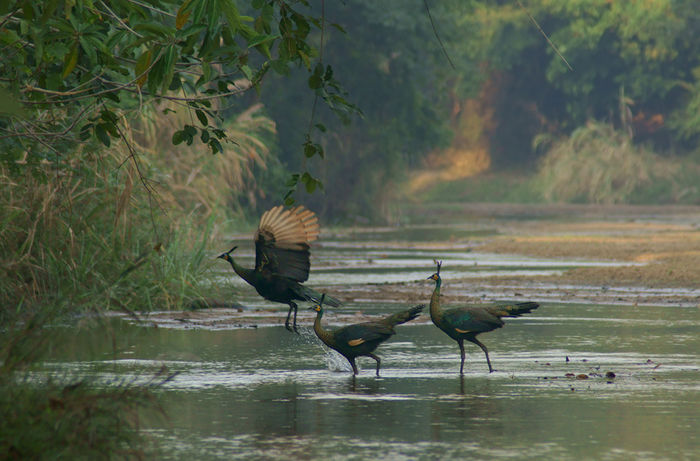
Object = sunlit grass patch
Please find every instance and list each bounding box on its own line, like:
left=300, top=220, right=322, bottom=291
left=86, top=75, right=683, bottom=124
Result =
left=534, top=121, right=700, bottom=204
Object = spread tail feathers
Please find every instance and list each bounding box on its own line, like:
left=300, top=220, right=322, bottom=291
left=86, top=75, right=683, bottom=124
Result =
left=257, top=205, right=319, bottom=250
left=487, top=301, right=539, bottom=318
left=381, top=304, right=425, bottom=327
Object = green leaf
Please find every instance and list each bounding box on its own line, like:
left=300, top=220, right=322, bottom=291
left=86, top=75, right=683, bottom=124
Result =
left=79, top=123, right=92, bottom=141
left=301, top=171, right=320, bottom=193
left=220, top=0, right=242, bottom=34
left=95, top=124, right=111, bottom=147
left=172, top=130, right=185, bottom=145
left=330, top=23, right=347, bottom=34
left=209, top=138, right=223, bottom=154
left=195, top=109, right=208, bottom=126
left=79, top=36, right=97, bottom=67
left=134, top=49, right=152, bottom=88
left=62, top=44, right=78, bottom=79
left=298, top=50, right=311, bottom=70
left=308, top=74, right=322, bottom=89
left=177, top=23, right=207, bottom=39
left=176, top=0, right=193, bottom=30
left=285, top=173, right=300, bottom=187
left=160, top=46, right=177, bottom=94
left=303, top=142, right=317, bottom=158
left=133, top=23, right=174, bottom=38
left=100, top=109, right=118, bottom=123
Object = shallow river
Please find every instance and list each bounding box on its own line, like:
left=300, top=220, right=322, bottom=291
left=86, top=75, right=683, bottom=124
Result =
left=44, top=219, right=700, bottom=460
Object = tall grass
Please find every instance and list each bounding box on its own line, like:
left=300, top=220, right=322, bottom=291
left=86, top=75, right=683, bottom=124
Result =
left=534, top=121, right=697, bottom=204
left=135, top=102, right=279, bottom=219
left=0, top=101, right=279, bottom=457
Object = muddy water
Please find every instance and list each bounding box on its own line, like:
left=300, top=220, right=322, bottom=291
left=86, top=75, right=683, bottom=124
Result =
left=44, top=221, right=700, bottom=459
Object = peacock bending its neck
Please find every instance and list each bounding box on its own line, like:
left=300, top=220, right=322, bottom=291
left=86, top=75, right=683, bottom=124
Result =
left=313, top=308, right=335, bottom=346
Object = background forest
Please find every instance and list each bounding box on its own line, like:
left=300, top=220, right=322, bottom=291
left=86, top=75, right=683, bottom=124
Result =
left=2, top=0, right=700, bottom=457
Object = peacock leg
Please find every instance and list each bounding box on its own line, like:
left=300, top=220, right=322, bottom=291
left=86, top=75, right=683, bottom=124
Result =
left=350, top=358, right=359, bottom=375
left=458, top=339, right=466, bottom=374
left=291, top=301, right=299, bottom=333
left=472, top=338, right=493, bottom=373
left=367, top=353, right=381, bottom=376
left=285, top=302, right=298, bottom=333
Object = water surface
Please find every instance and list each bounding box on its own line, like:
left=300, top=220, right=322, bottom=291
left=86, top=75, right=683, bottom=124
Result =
left=45, top=301, right=699, bottom=460
left=40, top=217, right=700, bottom=459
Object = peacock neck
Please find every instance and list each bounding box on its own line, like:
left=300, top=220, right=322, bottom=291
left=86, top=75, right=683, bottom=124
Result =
left=429, top=278, right=442, bottom=322
left=313, top=310, right=335, bottom=347
left=227, top=257, right=256, bottom=284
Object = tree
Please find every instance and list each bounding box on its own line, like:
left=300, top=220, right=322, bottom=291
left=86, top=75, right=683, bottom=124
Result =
left=0, top=0, right=354, bottom=193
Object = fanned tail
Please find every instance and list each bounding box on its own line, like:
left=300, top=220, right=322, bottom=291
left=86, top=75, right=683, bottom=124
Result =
left=297, top=285, right=341, bottom=307
left=257, top=205, right=319, bottom=250
left=487, top=301, right=539, bottom=318
left=381, top=304, right=425, bottom=327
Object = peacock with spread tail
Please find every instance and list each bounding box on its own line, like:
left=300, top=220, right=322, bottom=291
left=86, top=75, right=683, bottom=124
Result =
left=218, top=205, right=340, bottom=332
left=312, top=295, right=424, bottom=376
left=427, top=261, right=539, bottom=374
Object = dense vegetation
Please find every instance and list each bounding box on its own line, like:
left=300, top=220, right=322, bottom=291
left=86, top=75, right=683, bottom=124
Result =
left=3, top=0, right=700, bottom=456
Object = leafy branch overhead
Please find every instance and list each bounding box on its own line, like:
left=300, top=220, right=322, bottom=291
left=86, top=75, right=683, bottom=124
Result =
left=0, top=0, right=356, bottom=188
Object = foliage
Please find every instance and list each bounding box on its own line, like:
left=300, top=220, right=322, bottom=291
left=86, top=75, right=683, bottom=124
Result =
left=261, top=0, right=480, bottom=221
left=463, top=0, right=700, bottom=165
left=535, top=121, right=677, bottom=204
left=0, top=0, right=354, bottom=194
left=0, top=379, right=157, bottom=459
left=0, top=146, right=217, bottom=323
left=137, top=102, right=280, bottom=218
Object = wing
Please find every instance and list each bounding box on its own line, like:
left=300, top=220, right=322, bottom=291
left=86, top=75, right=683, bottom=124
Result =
left=254, top=205, right=320, bottom=281
left=334, top=322, right=393, bottom=347
left=443, top=307, right=504, bottom=334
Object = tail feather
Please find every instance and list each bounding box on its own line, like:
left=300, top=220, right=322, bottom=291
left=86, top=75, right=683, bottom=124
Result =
left=488, top=301, right=539, bottom=318
left=298, top=285, right=341, bottom=307
left=381, top=304, right=425, bottom=327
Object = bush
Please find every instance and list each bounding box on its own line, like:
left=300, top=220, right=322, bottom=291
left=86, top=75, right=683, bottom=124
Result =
left=534, top=121, right=695, bottom=204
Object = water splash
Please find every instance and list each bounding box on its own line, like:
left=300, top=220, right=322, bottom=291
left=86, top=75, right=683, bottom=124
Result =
left=297, top=326, right=353, bottom=373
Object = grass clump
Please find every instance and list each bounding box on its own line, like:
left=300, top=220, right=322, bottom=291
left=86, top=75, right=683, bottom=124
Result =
left=0, top=375, right=165, bottom=459
left=0, top=101, right=278, bottom=457
left=535, top=121, right=700, bottom=204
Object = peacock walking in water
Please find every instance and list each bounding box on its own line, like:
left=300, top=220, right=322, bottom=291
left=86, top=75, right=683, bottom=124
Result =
left=427, top=261, right=539, bottom=374
left=218, top=205, right=340, bottom=332
left=312, top=295, right=424, bottom=376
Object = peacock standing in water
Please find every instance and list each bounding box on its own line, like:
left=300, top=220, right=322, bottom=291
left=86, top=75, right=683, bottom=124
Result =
left=218, top=205, right=340, bottom=332
left=312, top=295, right=424, bottom=376
left=427, top=261, right=539, bottom=374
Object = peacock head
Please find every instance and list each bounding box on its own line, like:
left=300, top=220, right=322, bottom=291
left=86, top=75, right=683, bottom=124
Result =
left=310, top=294, right=326, bottom=313
left=217, top=246, right=238, bottom=261
left=427, top=260, right=442, bottom=282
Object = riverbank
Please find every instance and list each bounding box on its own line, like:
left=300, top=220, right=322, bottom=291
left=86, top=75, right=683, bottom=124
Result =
left=135, top=204, right=699, bottom=329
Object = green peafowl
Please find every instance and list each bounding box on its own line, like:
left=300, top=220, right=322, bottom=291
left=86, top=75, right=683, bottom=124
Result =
left=311, top=295, right=424, bottom=376
left=218, top=205, right=340, bottom=332
left=427, top=261, right=539, bottom=374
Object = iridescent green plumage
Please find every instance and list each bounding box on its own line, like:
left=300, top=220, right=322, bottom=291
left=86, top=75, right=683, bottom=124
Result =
left=428, top=261, right=539, bottom=373
left=312, top=297, right=424, bottom=376
left=218, top=206, right=340, bottom=332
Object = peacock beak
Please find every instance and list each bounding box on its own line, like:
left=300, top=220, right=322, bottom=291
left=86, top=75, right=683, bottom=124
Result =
left=217, top=246, right=238, bottom=260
